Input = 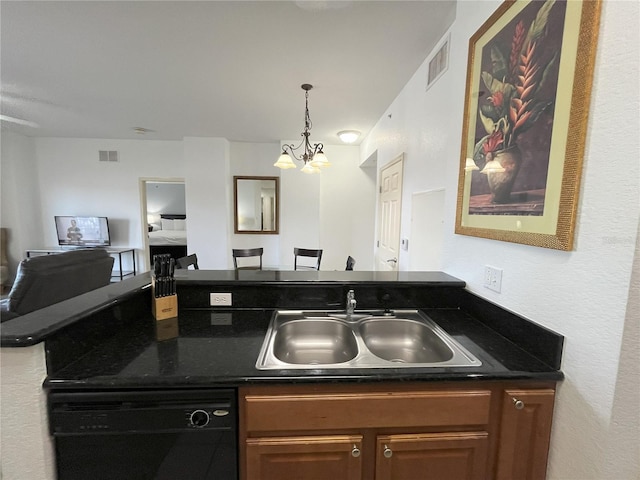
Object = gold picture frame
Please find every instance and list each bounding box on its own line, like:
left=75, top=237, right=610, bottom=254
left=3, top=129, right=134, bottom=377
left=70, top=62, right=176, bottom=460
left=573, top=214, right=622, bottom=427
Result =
left=455, top=0, right=601, bottom=250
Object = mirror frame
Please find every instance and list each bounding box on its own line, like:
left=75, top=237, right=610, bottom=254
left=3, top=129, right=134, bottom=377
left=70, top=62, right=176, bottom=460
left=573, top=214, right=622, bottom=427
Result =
left=233, top=176, right=280, bottom=235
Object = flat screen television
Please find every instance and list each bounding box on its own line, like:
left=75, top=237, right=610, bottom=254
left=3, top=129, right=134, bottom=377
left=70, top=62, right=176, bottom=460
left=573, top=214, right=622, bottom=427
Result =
left=55, top=216, right=111, bottom=247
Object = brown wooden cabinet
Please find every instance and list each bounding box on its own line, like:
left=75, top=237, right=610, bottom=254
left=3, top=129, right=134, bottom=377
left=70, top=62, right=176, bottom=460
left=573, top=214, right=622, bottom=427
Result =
left=375, top=432, right=489, bottom=480
left=239, top=382, right=556, bottom=480
left=495, top=389, right=556, bottom=480
left=246, top=435, right=363, bottom=480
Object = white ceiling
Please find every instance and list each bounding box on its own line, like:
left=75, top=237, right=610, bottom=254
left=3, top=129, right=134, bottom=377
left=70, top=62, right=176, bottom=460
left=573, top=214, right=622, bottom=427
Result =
left=1, top=1, right=456, bottom=145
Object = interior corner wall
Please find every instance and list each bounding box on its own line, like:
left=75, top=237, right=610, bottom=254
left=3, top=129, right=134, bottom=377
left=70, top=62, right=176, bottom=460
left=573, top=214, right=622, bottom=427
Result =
left=318, top=144, right=375, bottom=271
left=362, top=1, right=640, bottom=479
left=0, top=132, right=42, bottom=279
left=183, top=137, right=230, bottom=269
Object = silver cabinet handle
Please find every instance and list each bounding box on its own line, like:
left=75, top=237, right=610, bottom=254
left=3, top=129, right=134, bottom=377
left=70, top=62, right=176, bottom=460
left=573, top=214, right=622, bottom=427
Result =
left=386, top=258, right=397, bottom=264
left=513, top=398, right=525, bottom=410
left=383, top=445, right=393, bottom=458
left=351, top=445, right=361, bottom=458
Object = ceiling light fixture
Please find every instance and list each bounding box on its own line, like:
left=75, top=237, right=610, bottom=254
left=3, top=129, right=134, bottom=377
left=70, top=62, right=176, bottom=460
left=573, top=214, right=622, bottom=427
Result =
left=133, top=127, right=154, bottom=135
left=337, top=130, right=360, bottom=144
left=274, top=84, right=330, bottom=174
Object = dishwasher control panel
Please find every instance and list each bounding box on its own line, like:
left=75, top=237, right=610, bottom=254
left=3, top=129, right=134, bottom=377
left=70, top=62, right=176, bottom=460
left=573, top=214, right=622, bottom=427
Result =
left=49, top=389, right=236, bottom=435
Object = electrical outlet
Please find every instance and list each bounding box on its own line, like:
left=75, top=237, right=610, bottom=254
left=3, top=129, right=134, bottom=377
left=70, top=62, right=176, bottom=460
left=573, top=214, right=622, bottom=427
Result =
left=483, top=266, right=503, bottom=293
left=484, top=266, right=492, bottom=285
left=210, top=293, right=232, bottom=306
left=210, top=312, right=232, bottom=325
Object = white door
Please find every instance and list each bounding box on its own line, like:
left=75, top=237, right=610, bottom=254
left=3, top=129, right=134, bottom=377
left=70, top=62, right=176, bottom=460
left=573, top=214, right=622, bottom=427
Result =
left=376, top=154, right=404, bottom=271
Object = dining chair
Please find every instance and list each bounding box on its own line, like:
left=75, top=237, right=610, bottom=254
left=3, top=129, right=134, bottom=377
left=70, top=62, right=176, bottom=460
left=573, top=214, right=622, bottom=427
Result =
left=232, top=248, right=263, bottom=270
left=294, top=248, right=323, bottom=271
left=346, top=256, right=355, bottom=271
left=176, top=254, right=199, bottom=270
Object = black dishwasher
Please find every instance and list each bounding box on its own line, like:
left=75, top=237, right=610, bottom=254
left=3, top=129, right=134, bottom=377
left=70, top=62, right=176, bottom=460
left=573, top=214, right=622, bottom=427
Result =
left=49, top=389, right=237, bottom=480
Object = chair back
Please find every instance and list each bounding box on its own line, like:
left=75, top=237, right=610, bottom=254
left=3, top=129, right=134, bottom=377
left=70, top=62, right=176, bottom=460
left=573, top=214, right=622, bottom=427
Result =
left=232, top=248, right=263, bottom=270
left=294, top=248, right=323, bottom=271
left=176, top=254, right=199, bottom=270
left=346, top=256, right=355, bottom=271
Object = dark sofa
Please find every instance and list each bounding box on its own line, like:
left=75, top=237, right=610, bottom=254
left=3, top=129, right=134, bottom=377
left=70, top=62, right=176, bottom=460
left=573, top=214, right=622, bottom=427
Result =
left=0, top=249, right=114, bottom=322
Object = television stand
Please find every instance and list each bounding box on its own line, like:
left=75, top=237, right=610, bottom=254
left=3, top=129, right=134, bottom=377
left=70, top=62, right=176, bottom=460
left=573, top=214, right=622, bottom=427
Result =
left=25, top=247, right=136, bottom=281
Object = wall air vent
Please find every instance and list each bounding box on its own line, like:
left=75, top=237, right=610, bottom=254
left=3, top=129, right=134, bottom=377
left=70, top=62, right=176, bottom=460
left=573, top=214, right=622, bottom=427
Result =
left=426, top=33, right=450, bottom=91
left=99, top=150, right=119, bottom=162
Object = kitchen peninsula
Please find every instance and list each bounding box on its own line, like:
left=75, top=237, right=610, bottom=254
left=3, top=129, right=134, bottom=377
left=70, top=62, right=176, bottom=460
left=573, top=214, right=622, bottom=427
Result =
left=1, top=271, right=563, bottom=480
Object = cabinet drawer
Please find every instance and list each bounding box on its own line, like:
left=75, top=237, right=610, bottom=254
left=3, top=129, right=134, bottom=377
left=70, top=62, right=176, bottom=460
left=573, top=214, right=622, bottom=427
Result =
left=244, top=390, right=491, bottom=433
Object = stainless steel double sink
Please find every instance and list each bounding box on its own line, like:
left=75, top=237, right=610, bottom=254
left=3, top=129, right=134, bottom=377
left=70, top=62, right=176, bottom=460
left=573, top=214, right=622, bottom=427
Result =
left=256, top=309, right=482, bottom=370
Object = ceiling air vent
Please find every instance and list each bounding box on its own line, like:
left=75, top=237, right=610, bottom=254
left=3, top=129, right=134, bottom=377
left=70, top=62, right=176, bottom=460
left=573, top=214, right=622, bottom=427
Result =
left=99, top=150, right=119, bottom=162
left=426, top=33, right=450, bottom=91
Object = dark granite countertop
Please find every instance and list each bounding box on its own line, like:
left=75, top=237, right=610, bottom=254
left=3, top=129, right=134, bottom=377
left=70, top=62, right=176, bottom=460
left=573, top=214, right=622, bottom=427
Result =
left=1, top=271, right=465, bottom=347
left=1, top=270, right=562, bottom=389
left=173, top=269, right=468, bottom=286
left=44, top=307, right=563, bottom=391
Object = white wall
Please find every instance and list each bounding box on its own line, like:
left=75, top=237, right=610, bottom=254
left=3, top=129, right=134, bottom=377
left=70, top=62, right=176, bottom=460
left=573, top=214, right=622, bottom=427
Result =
left=318, top=144, right=376, bottom=271
left=230, top=141, right=375, bottom=271
left=230, top=142, right=283, bottom=267
left=146, top=182, right=186, bottom=216
left=183, top=137, right=231, bottom=269
left=30, top=138, right=184, bottom=271
left=0, top=131, right=42, bottom=281
left=362, top=1, right=640, bottom=479
left=1, top=136, right=374, bottom=273
left=0, top=345, right=55, bottom=480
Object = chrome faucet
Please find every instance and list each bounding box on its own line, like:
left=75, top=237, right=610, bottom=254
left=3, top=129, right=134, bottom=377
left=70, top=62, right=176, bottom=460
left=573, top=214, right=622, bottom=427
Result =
left=346, top=289, right=357, bottom=316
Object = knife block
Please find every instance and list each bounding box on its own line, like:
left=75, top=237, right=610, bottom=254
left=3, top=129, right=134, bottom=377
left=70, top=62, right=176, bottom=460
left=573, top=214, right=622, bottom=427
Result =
left=152, top=283, right=178, bottom=321
left=155, top=317, right=179, bottom=341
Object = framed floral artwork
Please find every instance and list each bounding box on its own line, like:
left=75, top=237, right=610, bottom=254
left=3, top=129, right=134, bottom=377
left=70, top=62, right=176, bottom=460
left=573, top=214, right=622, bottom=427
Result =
left=455, top=0, right=601, bottom=250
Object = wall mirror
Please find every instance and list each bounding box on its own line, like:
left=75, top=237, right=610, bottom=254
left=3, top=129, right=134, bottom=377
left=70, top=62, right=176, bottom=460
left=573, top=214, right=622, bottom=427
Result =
left=234, top=176, right=279, bottom=234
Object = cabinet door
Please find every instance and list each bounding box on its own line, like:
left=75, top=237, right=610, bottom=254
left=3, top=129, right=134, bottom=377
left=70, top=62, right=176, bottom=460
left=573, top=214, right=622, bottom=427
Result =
left=496, top=389, right=555, bottom=480
left=375, top=432, right=489, bottom=480
left=246, top=435, right=363, bottom=480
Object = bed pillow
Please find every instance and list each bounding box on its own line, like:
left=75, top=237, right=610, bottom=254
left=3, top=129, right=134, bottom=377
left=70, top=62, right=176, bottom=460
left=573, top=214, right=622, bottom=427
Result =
left=161, top=219, right=174, bottom=231
left=173, top=219, right=186, bottom=230
left=150, top=223, right=162, bottom=231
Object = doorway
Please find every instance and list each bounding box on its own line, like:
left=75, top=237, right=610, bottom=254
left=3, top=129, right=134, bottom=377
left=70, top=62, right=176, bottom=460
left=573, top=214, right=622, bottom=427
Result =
left=376, top=154, right=404, bottom=271
left=139, top=178, right=186, bottom=272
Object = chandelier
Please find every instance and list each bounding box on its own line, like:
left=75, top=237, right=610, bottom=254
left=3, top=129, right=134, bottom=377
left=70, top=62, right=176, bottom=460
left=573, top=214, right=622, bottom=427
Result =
left=274, top=84, right=330, bottom=174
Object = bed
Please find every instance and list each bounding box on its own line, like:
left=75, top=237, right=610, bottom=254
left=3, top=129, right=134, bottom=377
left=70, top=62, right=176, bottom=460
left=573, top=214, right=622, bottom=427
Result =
left=148, top=214, right=188, bottom=261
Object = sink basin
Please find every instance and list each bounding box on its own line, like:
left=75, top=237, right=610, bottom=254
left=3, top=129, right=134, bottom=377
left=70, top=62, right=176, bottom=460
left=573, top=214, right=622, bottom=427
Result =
left=273, top=319, right=358, bottom=365
left=256, top=310, right=482, bottom=370
left=359, top=318, right=454, bottom=363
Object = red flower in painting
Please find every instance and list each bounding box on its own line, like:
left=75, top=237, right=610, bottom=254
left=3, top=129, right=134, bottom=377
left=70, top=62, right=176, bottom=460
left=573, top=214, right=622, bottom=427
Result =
left=488, top=91, right=504, bottom=108
left=482, top=131, right=504, bottom=155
